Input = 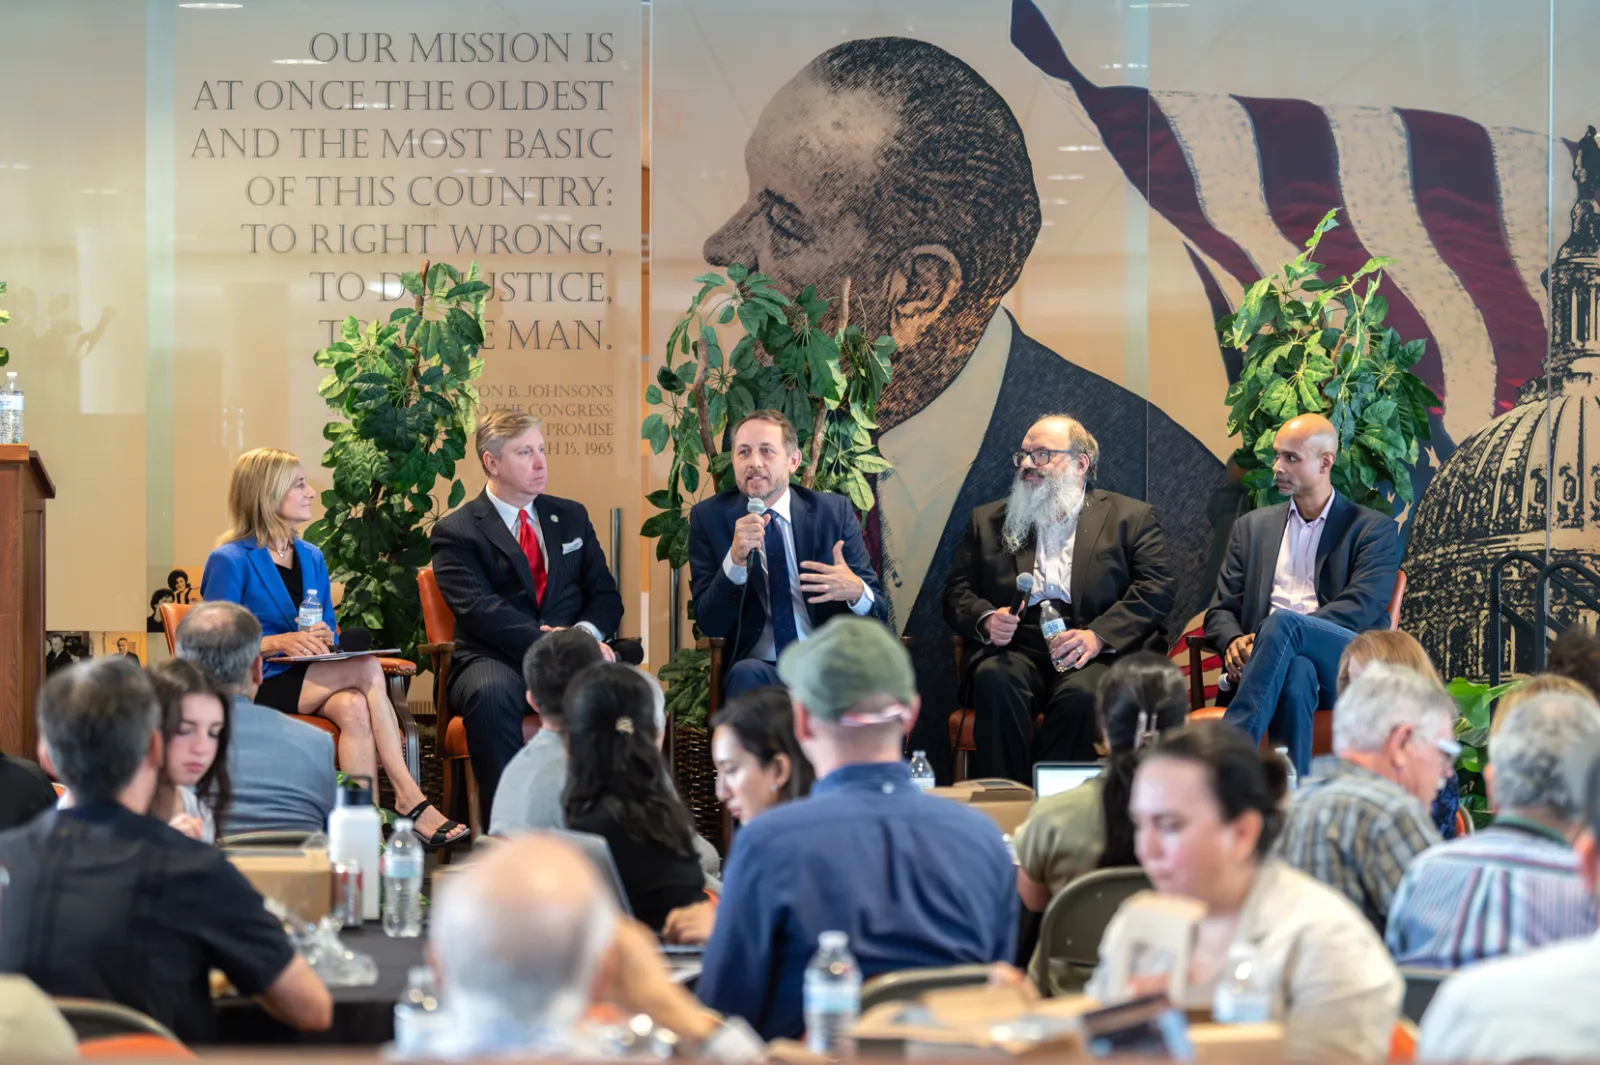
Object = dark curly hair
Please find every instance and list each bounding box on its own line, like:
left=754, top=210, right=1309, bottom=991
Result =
left=147, top=658, right=233, bottom=833
left=1142, top=721, right=1288, bottom=858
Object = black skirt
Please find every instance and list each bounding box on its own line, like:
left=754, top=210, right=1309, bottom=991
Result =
left=254, top=662, right=311, bottom=714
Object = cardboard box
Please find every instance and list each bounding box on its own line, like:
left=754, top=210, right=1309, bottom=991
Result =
left=227, top=847, right=332, bottom=923
left=928, top=780, right=1035, bottom=835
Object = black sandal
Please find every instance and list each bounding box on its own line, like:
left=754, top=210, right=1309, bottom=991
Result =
left=398, top=799, right=470, bottom=850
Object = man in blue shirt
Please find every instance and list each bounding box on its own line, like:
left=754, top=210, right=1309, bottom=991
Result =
left=697, top=617, right=1017, bottom=1040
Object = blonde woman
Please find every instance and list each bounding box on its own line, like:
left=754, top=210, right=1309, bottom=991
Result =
left=201, top=448, right=466, bottom=849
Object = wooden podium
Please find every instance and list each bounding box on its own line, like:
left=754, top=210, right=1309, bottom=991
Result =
left=0, top=445, right=53, bottom=759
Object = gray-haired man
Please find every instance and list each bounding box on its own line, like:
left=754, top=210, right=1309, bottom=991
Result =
left=176, top=601, right=336, bottom=835
left=1418, top=731, right=1600, bottom=1062
left=1277, top=663, right=1455, bottom=932
left=1388, top=690, right=1600, bottom=968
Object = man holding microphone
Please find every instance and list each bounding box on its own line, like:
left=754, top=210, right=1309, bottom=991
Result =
left=687, top=410, right=886, bottom=697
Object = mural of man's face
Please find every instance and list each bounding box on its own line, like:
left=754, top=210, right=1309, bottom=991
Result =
left=705, top=70, right=969, bottom=430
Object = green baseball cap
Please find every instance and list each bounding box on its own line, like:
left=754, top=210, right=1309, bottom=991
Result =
left=777, top=616, right=916, bottom=725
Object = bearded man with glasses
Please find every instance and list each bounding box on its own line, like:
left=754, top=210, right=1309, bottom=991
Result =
left=943, top=415, right=1176, bottom=779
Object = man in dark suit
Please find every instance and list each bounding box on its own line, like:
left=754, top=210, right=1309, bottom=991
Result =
left=945, top=416, right=1175, bottom=777
left=1206, top=414, right=1400, bottom=775
left=688, top=410, right=885, bottom=698
left=430, top=410, right=624, bottom=819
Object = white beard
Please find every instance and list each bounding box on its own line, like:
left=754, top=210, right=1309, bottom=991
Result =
left=1001, top=471, right=1087, bottom=554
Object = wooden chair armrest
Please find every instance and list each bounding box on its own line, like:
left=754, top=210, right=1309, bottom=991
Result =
left=1184, top=634, right=1220, bottom=712
left=418, top=641, right=456, bottom=656
left=377, top=656, right=417, bottom=676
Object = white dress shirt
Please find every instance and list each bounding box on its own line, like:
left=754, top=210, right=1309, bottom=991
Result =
left=1032, top=517, right=1078, bottom=606
left=1270, top=494, right=1333, bottom=616
left=485, top=487, right=602, bottom=642
left=876, top=309, right=1011, bottom=630
left=721, top=487, right=875, bottom=662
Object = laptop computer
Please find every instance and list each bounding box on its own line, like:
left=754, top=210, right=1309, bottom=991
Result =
left=1033, top=762, right=1102, bottom=799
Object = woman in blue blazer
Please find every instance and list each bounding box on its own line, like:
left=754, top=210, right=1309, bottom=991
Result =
left=203, top=448, right=465, bottom=848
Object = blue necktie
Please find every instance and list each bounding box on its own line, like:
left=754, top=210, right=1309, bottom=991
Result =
left=765, top=515, right=800, bottom=654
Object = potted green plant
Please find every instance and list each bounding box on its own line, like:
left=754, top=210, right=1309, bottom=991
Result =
left=1447, top=676, right=1520, bottom=830
left=304, top=260, right=488, bottom=663
left=644, top=267, right=893, bottom=838
left=1219, top=209, right=1439, bottom=512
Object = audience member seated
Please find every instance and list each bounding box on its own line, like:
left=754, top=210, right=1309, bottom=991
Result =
left=1206, top=414, right=1400, bottom=775
left=561, top=663, right=708, bottom=931
left=1493, top=673, right=1596, bottom=731
left=1278, top=665, right=1451, bottom=933
left=1091, top=721, right=1401, bottom=1064
left=1417, top=736, right=1600, bottom=1062
left=944, top=415, right=1175, bottom=775
left=1540, top=628, right=1600, bottom=704
left=663, top=687, right=815, bottom=945
left=175, top=601, right=336, bottom=836
left=430, top=411, right=625, bottom=826
left=1014, top=652, right=1187, bottom=993
left=203, top=447, right=464, bottom=847
left=1388, top=689, right=1600, bottom=968
left=0, top=976, right=76, bottom=1061
left=145, top=659, right=231, bottom=843
left=488, top=629, right=606, bottom=836
left=412, top=833, right=764, bottom=1063
left=698, top=617, right=1017, bottom=1040
left=0, top=754, right=55, bottom=831
left=0, top=659, right=331, bottom=1044
left=1337, top=630, right=1459, bottom=837
left=687, top=409, right=885, bottom=699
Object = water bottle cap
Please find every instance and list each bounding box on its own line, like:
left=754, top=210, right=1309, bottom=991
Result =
left=336, top=775, right=374, bottom=806
left=393, top=817, right=415, bottom=832
left=406, top=966, right=435, bottom=985
left=819, top=930, right=848, bottom=951
left=912, top=750, right=926, bottom=758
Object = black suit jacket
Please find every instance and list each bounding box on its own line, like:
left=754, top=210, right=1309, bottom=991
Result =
left=1203, top=493, right=1400, bottom=653
left=430, top=489, right=623, bottom=672
left=687, top=486, right=886, bottom=665
left=902, top=318, right=1226, bottom=778
left=943, top=489, right=1175, bottom=673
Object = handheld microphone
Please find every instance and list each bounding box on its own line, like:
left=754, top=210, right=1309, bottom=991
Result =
left=1010, top=572, right=1035, bottom=615
left=746, top=496, right=768, bottom=570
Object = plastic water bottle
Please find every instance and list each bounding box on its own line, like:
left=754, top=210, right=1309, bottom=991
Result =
left=908, top=750, right=935, bottom=791
left=1276, top=746, right=1298, bottom=793
left=382, top=818, right=424, bottom=938
left=1039, top=600, right=1069, bottom=672
left=804, top=931, right=861, bottom=1058
left=0, top=372, right=22, bottom=444
left=1212, top=943, right=1273, bottom=1024
left=297, top=588, right=322, bottom=632
left=328, top=776, right=383, bottom=921
left=392, top=965, right=443, bottom=1056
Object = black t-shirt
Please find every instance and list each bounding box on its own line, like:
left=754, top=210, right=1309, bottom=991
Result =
left=276, top=552, right=304, bottom=608
left=566, top=808, right=706, bottom=932
left=0, top=804, right=295, bottom=1044
left=0, top=758, right=56, bottom=831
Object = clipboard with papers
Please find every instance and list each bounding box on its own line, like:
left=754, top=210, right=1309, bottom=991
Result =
left=270, top=648, right=403, bottom=664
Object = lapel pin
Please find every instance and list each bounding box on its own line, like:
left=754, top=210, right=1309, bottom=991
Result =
left=550, top=514, right=560, bottom=522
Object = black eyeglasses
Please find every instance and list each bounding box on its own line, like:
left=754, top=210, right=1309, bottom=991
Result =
left=1012, top=448, right=1077, bottom=468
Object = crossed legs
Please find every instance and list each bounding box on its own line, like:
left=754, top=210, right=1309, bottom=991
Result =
left=299, top=656, right=465, bottom=841
left=1221, top=610, right=1352, bottom=774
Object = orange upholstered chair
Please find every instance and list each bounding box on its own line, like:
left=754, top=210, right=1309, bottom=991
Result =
left=418, top=567, right=539, bottom=837
left=160, top=599, right=421, bottom=780
left=1186, top=570, right=1408, bottom=755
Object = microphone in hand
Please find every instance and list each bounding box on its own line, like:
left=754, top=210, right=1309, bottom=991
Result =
left=1010, top=572, right=1035, bottom=615
left=745, top=495, right=768, bottom=570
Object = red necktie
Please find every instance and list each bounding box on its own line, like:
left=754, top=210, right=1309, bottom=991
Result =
left=516, top=509, right=547, bottom=605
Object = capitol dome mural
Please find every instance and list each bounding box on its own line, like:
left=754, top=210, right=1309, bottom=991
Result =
left=1406, top=126, right=1600, bottom=682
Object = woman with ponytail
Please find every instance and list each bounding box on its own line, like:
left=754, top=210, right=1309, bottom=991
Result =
left=562, top=663, right=707, bottom=931
left=1090, top=722, right=1401, bottom=1064
left=1015, top=653, right=1188, bottom=913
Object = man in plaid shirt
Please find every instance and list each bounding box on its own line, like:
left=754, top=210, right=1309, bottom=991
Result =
left=1277, top=664, right=1456, bottom=932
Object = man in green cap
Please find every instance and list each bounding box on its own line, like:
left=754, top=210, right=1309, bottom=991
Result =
left=696, top=616, right=1017, bottom=1041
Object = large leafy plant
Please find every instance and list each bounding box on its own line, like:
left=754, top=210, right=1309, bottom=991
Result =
left=1220, top=209, right=1440, bottom=512
left=641, top=268, right=894, bottom=570
left=1448, top=676, right=1520, bottom=830
left=305, top=260, right=487, bottom=660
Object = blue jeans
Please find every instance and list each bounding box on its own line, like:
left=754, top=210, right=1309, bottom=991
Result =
left=1221, top=611, right=1355, bottom=775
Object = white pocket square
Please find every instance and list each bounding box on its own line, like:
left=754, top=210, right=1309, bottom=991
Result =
left=562, top=538, right=583, bottom=555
